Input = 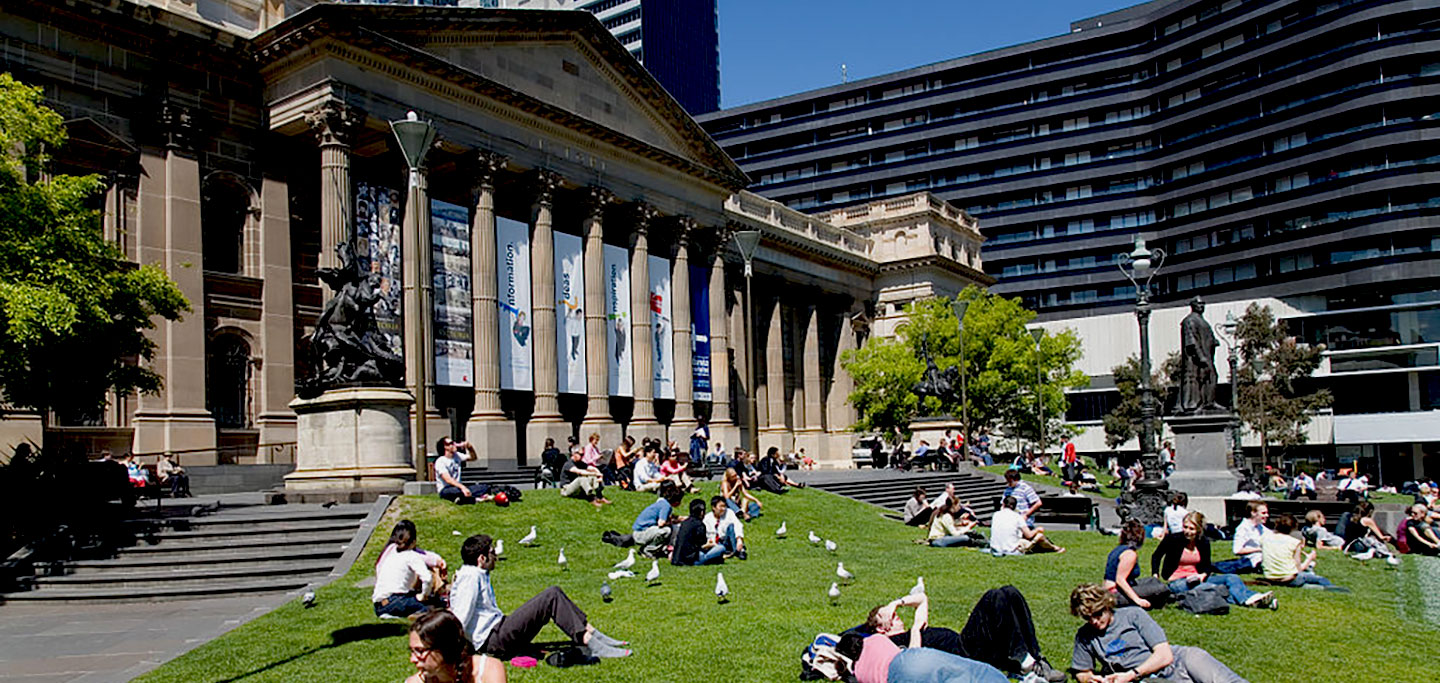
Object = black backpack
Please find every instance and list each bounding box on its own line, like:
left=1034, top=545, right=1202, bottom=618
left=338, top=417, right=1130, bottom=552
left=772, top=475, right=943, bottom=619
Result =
left=1175, top=582, right=1230, bottom=615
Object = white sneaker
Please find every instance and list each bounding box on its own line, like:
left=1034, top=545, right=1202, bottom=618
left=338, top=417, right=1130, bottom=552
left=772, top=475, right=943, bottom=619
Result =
left=1351, top=549, right=1375, bottom=561
left=1387, top=555, right=1402, bottom=567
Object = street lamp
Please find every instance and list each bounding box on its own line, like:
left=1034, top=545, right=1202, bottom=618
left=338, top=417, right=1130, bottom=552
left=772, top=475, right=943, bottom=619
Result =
left=1221, top=311, right=1242, bottom=469
left=951, top=298, right=970, bottom=462
left=1029, top=327, right=1044, bottom=456
left=733, top=230, right=762, bottom=457
left=1117, top=235, right=1168, bottom=524
left=391, top=110, right=437, bottom=482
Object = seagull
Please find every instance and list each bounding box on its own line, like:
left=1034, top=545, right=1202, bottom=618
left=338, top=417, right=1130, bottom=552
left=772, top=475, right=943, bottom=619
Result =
left=808, top=530, right=822, bottom=545
left=607, top=569, right=636, bottom=580
left=613, top=548, right=637, bottom=571
left=601, top=581, right=613, bottom=603
left=558, top=547, right=568, bottom=570
left=910, top=576, right=926, bottom=597
left=301, top=591, right=316, bottom=608
left=715, top=572, right=729, bottom=603
left=825, top=539, right=838, bottom=553
left=645, top=559, right=661, bottom=584
left=452, top=530, right=461, bottom=536
left=828, top=582, right=841, bottom=604
left=518, top=526, right=537, bottom=546
left=836, top=562, right=854, bottom=583
left=495, top=539, right=505, bottom=557
left=775, top=522, right=787, bottom=538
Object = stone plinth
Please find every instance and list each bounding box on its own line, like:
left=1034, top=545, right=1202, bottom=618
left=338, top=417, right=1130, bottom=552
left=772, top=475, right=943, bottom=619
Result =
left=1167, top=412, right=1244, bottom=522
left=285, top=387, right=415, bottom=502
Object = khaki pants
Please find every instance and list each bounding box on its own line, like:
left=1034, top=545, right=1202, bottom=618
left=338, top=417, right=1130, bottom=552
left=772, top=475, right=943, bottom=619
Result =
left=561, top=475, right=600, bottom=499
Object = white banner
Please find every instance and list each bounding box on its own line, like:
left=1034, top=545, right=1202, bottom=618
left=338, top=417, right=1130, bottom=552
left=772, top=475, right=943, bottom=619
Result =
left=648, top=253, right=674, bottom=400
left=431, top=199, right=473, bottom=388
left=603, top=244, right=632, bottom=397
left=554, top=231, right=586, bottom=394
left=496, top=216, right=532, bottom=391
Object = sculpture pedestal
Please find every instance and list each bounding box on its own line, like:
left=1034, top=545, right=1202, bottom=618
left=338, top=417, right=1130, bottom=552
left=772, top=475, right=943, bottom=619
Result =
left=1166, top=412, right=1243, bottom=523
left=285, top=387, right=415, bottom=503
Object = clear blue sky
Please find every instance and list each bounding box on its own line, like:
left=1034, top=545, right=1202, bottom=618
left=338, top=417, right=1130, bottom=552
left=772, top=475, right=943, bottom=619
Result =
left=718, top=0, right=1146, bottom=109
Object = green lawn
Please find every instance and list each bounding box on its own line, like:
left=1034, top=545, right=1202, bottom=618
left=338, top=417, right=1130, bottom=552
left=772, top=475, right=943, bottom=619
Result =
left=138, top=485, right=1438, bottom=683
left=978, top=462, right=1122, bottom=500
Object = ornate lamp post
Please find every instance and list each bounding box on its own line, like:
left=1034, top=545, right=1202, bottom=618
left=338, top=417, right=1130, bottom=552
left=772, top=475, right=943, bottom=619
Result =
left=733, top=230, right=762, bottom=457
left=1117, top=235, right=1168, bottom=523
left=1221, top=312, right=1243, bottom=469
left=391, top=111, right=437, bottom=481
left=951, top=299, right=970, bottom=459
left=1029, top=327, right=1044, bottom=455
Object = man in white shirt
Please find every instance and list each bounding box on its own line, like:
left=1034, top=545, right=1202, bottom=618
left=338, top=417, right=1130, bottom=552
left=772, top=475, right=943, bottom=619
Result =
left=1216, top=500, right=1268, bottom=574
left=1288, top=471, right=1317, bottom=500
left=632, top=450, right=664, bottom=492
left=703, top=496, right=747, bottom=560
left=989, top=496, right=1064, bottom=555
left=434, top=437, right=479, bottom=504
left=373, top=532, right=435, bottom=618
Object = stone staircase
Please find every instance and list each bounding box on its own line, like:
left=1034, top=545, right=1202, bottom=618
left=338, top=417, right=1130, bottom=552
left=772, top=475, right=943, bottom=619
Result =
left=807, top=470, right=1011, bottom=518
left=1, top=500, right=371, bottom=603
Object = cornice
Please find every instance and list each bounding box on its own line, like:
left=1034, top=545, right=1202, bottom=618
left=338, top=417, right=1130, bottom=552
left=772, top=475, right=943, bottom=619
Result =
left=876, top=255, right=996, bottom=286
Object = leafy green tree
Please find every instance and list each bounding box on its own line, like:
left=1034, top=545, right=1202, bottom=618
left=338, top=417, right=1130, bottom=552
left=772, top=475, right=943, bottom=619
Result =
left=838, top=336, right=922, bottom=445
left=1233, top=303, right=1330, bottom=470
left=0, top=74, right=188, bottom=433
left=1102, top=353, right=1179, bottom=450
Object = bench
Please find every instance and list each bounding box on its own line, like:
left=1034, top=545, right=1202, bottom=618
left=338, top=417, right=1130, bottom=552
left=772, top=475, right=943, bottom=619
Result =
left=1223, top=498, right=1355, bottom=532
left=991, top=495, right=1099, bottom=530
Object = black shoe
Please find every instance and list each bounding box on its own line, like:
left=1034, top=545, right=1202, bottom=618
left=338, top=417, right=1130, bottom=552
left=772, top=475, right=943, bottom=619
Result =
left=1034, top=658, right=1066, bottom=683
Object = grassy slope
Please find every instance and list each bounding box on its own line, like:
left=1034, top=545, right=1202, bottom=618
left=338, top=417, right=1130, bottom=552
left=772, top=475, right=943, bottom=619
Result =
left=978, top=463, right=1121, bottom=500
left=139, top=485, right=1438, bottom=683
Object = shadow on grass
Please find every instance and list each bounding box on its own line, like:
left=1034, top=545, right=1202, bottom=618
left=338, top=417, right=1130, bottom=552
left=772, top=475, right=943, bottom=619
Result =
left=212, top=622, right=408, bottom=683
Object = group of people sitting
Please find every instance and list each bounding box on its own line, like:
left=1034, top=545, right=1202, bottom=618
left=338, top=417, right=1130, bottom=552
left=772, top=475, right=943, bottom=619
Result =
left=899, top=471, right=1068, bottom=557
left=96, top=449, right=191, bottom=498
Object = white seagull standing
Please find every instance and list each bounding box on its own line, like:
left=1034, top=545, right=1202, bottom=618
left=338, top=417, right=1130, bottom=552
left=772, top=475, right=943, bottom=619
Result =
left=836, top=562, right=854, bottom=583
left=775, top=521, right=787, bottom=538
left=645, top=559, right=661, bottom=584
left=613, top=548, right=637, bottom=571
left=518, top=526, right=538, bottom=546
left=715, top=572, right=729, bottom=603
left=828, top=582, right=841, bottom=604
left=808, top=530, right=822, bottom=545
left=495, top=539, right=505, bottom=557
left=557, top=547, right=568, bottom=570
left=825, top=539, right=838, bottom=553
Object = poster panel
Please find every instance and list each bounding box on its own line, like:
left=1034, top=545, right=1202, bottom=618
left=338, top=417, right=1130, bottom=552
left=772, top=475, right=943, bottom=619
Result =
left=554, top=232, right=586, bottom=394
left=353, top=182, right=403, bottom=358
left=603, top=244, right=632, bottom=397
left=689, top=264, right=712, bottom=402
left=648, top=254, right=674, bottom=400
left=496, top=216, right=532, bottom=391
left=431, top=199, right=473, bottom=387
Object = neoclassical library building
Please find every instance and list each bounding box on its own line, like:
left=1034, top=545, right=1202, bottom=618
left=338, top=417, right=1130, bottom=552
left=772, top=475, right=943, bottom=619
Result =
left=0, top=0, right=987, bottom=470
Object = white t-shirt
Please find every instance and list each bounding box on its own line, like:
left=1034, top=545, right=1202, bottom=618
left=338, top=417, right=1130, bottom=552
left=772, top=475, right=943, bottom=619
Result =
left=1164, top=505, right=1188, bottom=535
left=1231, top=518, right=1268, bottom=567
left=435, top=454, right=462, bottom=493
left=989, top=508, right=1027, bottom=553
left=372, top=548, right=432, bottom=602
left=703, top=509, right=745, bottom=542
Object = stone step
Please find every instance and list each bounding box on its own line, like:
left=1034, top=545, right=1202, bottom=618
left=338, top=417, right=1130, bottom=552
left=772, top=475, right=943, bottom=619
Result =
left=117, top=530, right=354, bottom=554
left=142, top=518, right=362, bottom=541
left=33, top=559, right=336, bottom=589
left=0, top=575, right=321, bottom=603
left=57, top=547, right=345, bottom=572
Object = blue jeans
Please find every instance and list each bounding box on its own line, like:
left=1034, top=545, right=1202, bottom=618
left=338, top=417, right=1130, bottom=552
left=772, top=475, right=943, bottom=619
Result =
left=1167, top=573, right=1258, bottom=605
left=1286, top=571, right=1335, bottom=589
left=726, top=499, right=761, bottom=518
left=1212, top=557, right=1257, bottom=575
left=887, top=646, right=1009, bottom=683
left=929, top=534, right=971, bottom=548
left=696, top=543, right=727, bottom=565
left=717, top=525, right=741, bottom=555
left=374, top=592, right=428, bottom=618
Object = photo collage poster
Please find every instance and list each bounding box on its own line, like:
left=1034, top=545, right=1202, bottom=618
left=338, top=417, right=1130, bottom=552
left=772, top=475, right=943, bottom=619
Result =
left=430, top=199, right=473, bottom=387
left=496, top=216, right=533, bottom=391
left=354, top=182, right=403, bottom=358
left=648, top=254, right=674, bottom=400
left=553, top=232, right=586, bottom=394
left=689, top=263, right=712, bottom=402
left=603, top=244, right=632, bottom=397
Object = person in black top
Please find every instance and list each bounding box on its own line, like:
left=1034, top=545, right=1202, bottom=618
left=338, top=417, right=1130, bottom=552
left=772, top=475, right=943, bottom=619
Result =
left=539, top=438, right=565, bottom=487
left=671, top=498, right=725, bottom=566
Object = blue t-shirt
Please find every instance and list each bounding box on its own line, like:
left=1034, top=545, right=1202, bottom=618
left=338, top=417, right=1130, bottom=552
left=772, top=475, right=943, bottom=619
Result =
left=1104, top=543, right=1139, bottom=584
left=633, top=498, right=672, bottom=532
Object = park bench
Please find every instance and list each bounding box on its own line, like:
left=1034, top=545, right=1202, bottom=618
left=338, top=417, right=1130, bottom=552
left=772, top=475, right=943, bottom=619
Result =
left=1223, top=498, right=1354, bottom=532
left=991, top=495, right=1099, bottom=530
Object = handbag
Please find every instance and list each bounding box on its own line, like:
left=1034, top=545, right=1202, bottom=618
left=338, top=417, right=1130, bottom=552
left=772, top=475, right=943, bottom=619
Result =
left=1176, top=582, right=1231, bottom=615
left=1131, top=577, right=1172, bottom=607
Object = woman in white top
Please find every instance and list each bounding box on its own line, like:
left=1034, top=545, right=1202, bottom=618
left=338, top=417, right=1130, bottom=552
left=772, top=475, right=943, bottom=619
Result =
left=406, top=610, right=507, bottom=683
left=374, top=520, right=444, bottom=619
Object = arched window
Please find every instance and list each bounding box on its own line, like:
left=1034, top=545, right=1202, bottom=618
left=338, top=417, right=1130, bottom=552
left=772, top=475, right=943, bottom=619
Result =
left=201, top=176, right=253, bottom=274
left=207, top=334, right=252, bottom=429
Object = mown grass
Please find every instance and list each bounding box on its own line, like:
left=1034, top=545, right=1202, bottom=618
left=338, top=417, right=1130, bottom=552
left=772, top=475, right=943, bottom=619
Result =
left=978, top=463, right=1122, bottom=500
left=138, top=484, right=1437, bottom=683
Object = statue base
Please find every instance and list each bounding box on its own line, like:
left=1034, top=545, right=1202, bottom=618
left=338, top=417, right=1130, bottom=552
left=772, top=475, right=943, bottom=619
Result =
left=285, top=387, right=415, bottom=501
left=1165, top=412, right=1244, bottom=524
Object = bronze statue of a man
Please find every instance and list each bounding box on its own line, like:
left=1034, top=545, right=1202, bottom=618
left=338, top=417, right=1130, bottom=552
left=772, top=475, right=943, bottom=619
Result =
left=1178, top=297, right=1222, bottom=413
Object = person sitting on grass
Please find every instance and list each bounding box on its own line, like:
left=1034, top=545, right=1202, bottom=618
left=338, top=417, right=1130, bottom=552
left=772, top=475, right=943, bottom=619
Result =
left=659, top=450, right=694, bottom=493
left=1002, top=469, right=1043, bottom=527
left=631, top=447, right=664, bottom=493
left=1069, top=583, right=1249, bottom=683
left=560, top=447, right=610, bottom=507
left=759, top=446, right=807, bottom=489
left=1152, top=511, right=1276, bottom=610
left=1214, top=500, right=1268, bottom=575
left=834, top=589, right=1009, bottom=683
left=1260, top=513, right=1349, bottom=591
left=435, top=438, right=485, bottom=505
left=1404, top=503, right=1440, bottom=555
left=846, top=585, right=1065, bottom=682
left=449, top=534, right=631, bottom=662
left=703, top=495, right=747, bottom=560
left=1163, top=491, right=1190, bottom=536
left=722, top=467, right=763, bottom=520
left=405, top=610, right=508, bottom=683
left=630, top=481, right=684, bottom=558
left=927, top=496, right=980, bottom=548
left=1104, top=520, right=1152, bottom=609
left=1302, top=510, right=1345, bottom=549
left=1342, top=501, right=1401, bottom=565
left=671, top=498, right=725, bottom=566
left=374, top=520, right=445, bottom=619
left=903, top=484, right=954, bottom=527
left=989, top=495, right=1065, bottom=555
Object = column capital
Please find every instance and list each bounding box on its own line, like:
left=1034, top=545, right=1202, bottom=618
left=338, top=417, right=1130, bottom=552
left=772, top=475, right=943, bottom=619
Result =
left=630, top=202, right=659, bottom=239
left=470, top=150, right=508, bottom=193
left=531, top=169, right=563, bottom=208
left=304, top=100, right=366, bottom=148
left=670, top=216, right=697, bottom=249
left=581, top=186, right=616, bottom=219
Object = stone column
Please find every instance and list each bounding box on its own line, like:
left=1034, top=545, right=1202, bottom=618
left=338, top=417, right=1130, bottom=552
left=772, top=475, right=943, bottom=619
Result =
left=525, top=170, right=567, bottom=454
left=255, top=171, right=297, bottom=460
left=827, top=308, right=862, bottom=467
left=796, top=301, right=824, bottom=461
left=131, top=102, right=217, bottom=461
left=707, top=230, right=736, bottom=449
left=669, top=218, right=698, bottom=439
left=400, top=158, right=444, bottom=463
left=762, top=291, right=790, bottom=453
left=729, top=273, right=752, bottom=453
left=579, top=187, right=622, bottom=447
left=465, top=150, right=512, bottom=468
left=627, top=204, right=661, bottom=440
left=303, top=100, right=364, bottom=295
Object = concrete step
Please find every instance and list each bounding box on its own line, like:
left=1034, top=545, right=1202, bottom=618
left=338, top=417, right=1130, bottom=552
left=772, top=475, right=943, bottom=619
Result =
left=34, top=560, right=336, bottom=589
left=118, top=530, right=354, bottom=554
left=0, top=575, right=320, bottom=603
left=57, top=546, right=345, bottom=572
left=142, top=518, right=362, bottom=541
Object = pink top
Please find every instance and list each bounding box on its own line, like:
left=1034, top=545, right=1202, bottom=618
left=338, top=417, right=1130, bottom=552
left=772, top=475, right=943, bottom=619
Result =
left=1170, top=545, right=1202, bottom=580
left=660, top=459, right=685, bottom=476
left=855, top=634, right=901, bottom=683
left=583, top=443, right=602, bottom=467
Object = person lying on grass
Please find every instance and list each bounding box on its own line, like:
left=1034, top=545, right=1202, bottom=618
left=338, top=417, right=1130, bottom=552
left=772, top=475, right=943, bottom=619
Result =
left=407, top=610, right=508, bottom=683
left=834, top=589, right=1009, bottom=683
left=1260, top=513, right=1349, bottom=591
left=1150, top=512, right=1276, bottom=610
left=1069, top=583, right=1249, bottom=683
left=449, top=534, right=630, bottom=661
left=845, top=585, right=1065, bottom=682
left=374, top=520, right=447, bottom=619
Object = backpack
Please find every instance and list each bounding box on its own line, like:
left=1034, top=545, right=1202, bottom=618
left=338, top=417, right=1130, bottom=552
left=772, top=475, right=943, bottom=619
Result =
left=1175, top=582, right=1230, bottom=615
left=799, top=633, right=848, bottom=682
left=1395, top=518, right=1412, bottom=554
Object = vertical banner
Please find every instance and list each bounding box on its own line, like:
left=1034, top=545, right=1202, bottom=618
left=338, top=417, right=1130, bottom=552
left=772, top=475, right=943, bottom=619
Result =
left=689, top=264, right=712, bottom=402
left=603, top=244, right=633, bottom=397
left=554, top=232, right=586, bottom=394
left=431, top=200, right=473, bottom=387
left=354, top=181, right=403, bottom=358
left=496, top=216, right=532, bottom=391
left=648, top=254, right=675, bottom=400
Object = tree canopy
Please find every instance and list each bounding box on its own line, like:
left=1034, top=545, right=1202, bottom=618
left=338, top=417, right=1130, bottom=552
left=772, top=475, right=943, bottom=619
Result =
left=1232, top=303, right=1330, bottom=468
left=0, top=74, right=188, bottom=424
